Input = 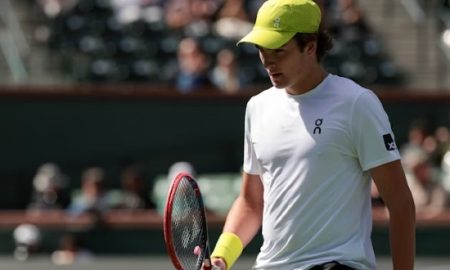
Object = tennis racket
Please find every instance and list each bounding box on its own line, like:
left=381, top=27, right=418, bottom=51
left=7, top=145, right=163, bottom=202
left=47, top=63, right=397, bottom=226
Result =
left=164, top=172, right=219, bottom=270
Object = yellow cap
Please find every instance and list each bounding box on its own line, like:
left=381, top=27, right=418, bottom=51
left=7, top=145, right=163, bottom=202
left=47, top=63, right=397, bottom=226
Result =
left=237, top=0, right=321, bottom=49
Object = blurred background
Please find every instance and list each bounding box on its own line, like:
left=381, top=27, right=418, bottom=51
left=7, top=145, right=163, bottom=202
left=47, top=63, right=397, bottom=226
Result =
left=0, top=0, right=450, bottom=269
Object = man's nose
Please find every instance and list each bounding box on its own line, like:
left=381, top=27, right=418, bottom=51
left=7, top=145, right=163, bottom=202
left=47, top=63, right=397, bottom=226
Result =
left=260, top=52, right=274, bottom=68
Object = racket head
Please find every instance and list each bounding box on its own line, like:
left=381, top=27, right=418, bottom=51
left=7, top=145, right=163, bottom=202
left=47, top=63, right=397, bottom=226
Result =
left=164, top=172, right=210, bottom=270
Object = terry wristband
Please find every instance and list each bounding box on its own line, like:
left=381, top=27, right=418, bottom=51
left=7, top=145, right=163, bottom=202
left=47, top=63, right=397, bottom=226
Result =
left=211, top=232, right=243, bottom=270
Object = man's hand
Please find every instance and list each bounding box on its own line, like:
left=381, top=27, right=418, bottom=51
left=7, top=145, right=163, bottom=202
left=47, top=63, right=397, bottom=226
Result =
left=209, top=257, right=226, bottom=270
left=194, top=246, right=227, bottom=270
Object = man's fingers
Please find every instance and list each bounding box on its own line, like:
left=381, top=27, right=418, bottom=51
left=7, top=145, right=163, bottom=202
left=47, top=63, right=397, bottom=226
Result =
left=193, top=246, right=201, bottom=256
left=210, top=257, right=227, bottom=270
left=193, top=247, right=226, bottom=270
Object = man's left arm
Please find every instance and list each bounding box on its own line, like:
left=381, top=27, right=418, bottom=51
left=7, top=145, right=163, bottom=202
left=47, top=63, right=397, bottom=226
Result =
left=371, top=159, right=415, bottom=270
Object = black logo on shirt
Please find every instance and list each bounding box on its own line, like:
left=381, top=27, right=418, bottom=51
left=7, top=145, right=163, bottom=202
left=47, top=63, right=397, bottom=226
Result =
left=313, top=118, right=323, bottom=134
left=383, top=133, right=396, bottom=151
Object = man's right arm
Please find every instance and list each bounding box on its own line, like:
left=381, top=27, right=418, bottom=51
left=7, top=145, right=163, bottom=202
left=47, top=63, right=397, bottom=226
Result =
left=211, top=172, right=264, bottom=269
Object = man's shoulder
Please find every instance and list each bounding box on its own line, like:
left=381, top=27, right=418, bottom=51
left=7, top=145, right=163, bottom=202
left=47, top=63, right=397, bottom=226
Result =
left=248, top=86, right=281, bottom=103
left=328, top=74, right=369, bottom=96
left=323, top=74, right=381, bottom=110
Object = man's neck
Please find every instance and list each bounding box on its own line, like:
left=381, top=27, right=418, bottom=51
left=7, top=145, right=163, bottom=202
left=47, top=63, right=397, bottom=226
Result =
left=286, top=66, right=328, bottom=95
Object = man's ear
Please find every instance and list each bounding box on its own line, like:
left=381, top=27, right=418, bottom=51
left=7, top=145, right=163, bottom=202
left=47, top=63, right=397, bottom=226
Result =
left=305, top=41, right=317, bottom=55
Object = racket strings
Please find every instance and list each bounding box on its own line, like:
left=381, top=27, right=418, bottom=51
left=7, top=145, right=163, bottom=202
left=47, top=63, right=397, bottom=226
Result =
left=171, top=178, right=207, bottom=269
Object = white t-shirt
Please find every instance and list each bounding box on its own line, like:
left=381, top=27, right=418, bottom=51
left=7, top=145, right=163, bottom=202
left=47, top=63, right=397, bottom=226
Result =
left=243, top=74, right=400, bottom=270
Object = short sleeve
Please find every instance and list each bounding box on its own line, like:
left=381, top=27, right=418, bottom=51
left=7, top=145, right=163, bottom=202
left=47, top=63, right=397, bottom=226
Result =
left=351, top=91, right=401, bottom=171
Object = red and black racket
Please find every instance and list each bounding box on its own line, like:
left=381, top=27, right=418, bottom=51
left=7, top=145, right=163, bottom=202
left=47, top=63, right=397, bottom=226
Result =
left=164, top=172, right=219, bottom=270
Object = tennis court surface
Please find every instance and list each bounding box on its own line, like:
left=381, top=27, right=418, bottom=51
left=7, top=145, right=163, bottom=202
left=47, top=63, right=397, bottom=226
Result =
left=0, top=256, right=450, bottom=270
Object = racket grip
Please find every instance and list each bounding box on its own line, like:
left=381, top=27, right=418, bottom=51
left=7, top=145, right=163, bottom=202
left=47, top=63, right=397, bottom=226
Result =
left=203, top=259, right=221, bottom=270
left=203, top=264, right=221, bottom=270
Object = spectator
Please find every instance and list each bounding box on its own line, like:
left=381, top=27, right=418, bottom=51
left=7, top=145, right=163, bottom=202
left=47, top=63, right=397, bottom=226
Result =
left=67, top=167, right=112, bottom=216
left=433, top=126, right=450, bottom=167
left=403, top=147, right=448, bottom=217
left=326, top=0, right=371, bottom=42
left=175, top=37, right=213, bottom=93
left=37, top=0, right=79, bottom=18
left=213, top=0, right=254, bottom=40
left=13, top=224, right=41, bottom=261
left=166, top=161, right=218, bottom=216
left=168, top=161, right=197, bottom=181
left=401, top=119, right=448, bottom=169
left=210, top=48, right=243, bottom=93
left=164, top=0, right=221, bottom=36
left=111, top=0, right=165, bottom=25
left=152, top=161, right=197, bottom=214
left=108, top=165, right=156, bottom=210
left=400, top=119, right=433, bottom=163
left=28, top=163, right=71, bottom=211
left=442, top=150, right=450, bottom=194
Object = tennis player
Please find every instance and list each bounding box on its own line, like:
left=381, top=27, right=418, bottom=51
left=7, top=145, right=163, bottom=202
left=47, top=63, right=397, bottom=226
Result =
left=206, top=0, right=416, bottom=269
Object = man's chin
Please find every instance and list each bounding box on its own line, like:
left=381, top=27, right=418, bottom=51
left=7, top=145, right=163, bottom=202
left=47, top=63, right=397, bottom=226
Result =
left=272, top=82, right=286, bottom=89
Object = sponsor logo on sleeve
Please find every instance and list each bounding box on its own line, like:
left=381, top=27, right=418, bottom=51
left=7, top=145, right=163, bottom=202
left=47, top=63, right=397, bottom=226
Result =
left=383, top=133, right=397, bottom=151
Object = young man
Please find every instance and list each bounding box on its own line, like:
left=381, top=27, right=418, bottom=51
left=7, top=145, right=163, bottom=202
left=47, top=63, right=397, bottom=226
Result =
left=208, top=0, right=416, bottom=269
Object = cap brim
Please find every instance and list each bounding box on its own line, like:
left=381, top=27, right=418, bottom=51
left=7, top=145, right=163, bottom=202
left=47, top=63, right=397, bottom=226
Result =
left=237, top=29, right=296, bottom=49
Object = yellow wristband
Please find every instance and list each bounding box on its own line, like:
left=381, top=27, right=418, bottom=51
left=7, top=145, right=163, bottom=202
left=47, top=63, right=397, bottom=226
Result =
left=211, top=232, right=243, bottom=270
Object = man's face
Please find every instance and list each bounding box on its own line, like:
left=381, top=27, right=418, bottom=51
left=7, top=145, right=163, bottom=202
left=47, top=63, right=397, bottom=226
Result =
left=257, top=38, right=316, bottom=94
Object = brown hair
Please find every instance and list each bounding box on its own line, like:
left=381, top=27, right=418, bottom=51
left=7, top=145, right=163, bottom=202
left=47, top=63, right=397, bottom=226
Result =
left=293, top=30, right=333, bottom=62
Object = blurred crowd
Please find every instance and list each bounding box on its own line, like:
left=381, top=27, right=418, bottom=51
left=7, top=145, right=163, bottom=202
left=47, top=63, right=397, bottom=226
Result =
left=23, top=122, right=450, bottom=221
left=400, top=120, right=450, bottom=216
left=372, top=119, right=450, bottom=217
left=13, top=160, right=196, bottom=264
left=28, top=163, right=156, bottom=214
left=29, top=0, right=404, bottom=89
